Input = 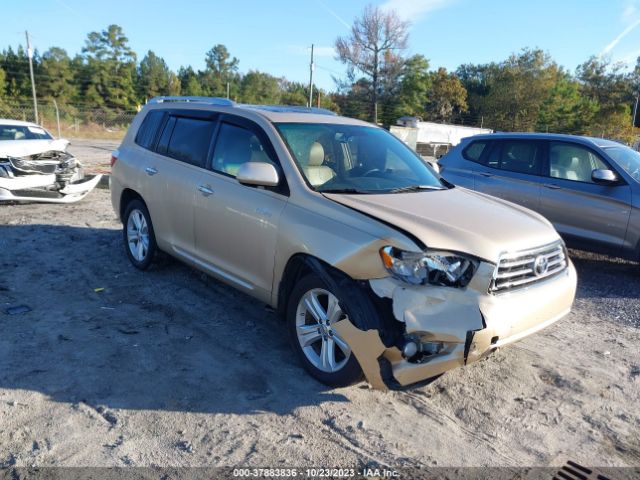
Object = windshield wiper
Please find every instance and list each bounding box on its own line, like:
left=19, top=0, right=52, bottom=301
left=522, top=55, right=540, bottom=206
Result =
left=319, top=188, right=374, bottom=194
left=387, top=185, right=445, bottom=193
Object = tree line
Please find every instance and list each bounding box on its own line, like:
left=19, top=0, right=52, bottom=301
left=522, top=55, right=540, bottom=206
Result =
left=0, top=25, right=338, bottom=117
left=1, top=6, right=639, bottom=142
left=334, top=5, right=640, bottom=142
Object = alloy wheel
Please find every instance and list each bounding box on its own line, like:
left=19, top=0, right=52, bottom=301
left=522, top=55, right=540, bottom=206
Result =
left=126, top=209, right=150, bottom=262
left=295, top=288, right=352, bottom=373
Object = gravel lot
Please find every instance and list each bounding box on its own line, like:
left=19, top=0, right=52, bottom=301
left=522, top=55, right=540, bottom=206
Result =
left=0, top=141, right=638, bottom=472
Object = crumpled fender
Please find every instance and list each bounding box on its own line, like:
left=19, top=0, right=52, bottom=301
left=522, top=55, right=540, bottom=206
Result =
left=333, top=263, right=496, bottom=390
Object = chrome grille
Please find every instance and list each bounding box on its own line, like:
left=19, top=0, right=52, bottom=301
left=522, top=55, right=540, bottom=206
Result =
left=490, top=241, right=568, bottom=294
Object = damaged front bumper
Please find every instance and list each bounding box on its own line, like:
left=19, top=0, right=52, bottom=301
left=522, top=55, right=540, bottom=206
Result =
left=333, top=260, right=577, bottom=390
left=0, top=150, right=102, bottom=203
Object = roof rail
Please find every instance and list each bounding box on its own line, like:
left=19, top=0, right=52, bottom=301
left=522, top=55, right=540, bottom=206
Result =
left=148, top=96, right=235, bottom=107
left=239, top=104, right=336, bottom=116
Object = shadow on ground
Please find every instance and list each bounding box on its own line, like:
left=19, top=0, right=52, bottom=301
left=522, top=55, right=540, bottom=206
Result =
left=0, top=224, right=350, bottom=417
left=1, top=225, right=638, bottom=418
left=569, top=248, right=640, bottom=300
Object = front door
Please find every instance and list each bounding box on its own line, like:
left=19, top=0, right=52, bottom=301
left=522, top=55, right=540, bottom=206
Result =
left=538, top=141, right=632, bottom=253
left=193, top=117, right=288, bottom=301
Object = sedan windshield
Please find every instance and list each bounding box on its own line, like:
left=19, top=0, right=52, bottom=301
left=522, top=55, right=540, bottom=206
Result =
left=604, top=146, right=640, bottom=182
left=0, top=124, right=53, bottom=141
left=275, top=123, right=445, bottom=193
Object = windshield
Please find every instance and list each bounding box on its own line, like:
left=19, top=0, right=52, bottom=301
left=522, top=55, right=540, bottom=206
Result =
left=0, top=124, right=53, bottom=141
left=275, top=123, right=445, bottom=193
left=604, top=146, right=640, bottom=183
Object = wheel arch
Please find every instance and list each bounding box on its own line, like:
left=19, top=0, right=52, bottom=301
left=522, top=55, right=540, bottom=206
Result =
left=276, top=253, right=401, bottom=346
left=276, top=254, right=338, bottom=318
left=119, top=188, right=145, bottom=222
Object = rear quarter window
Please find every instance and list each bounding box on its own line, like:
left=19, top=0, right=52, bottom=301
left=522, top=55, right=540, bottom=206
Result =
left=134, top=110, right=165, bottom=150
left=462, top=140, right=489, bottom=163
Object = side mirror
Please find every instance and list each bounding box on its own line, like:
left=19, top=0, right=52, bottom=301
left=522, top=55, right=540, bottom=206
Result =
left=591, top=169, right=618, bottom=184
left=427, top=160, right=440, bottom=173
left=236, top=162, right=279, bottom=187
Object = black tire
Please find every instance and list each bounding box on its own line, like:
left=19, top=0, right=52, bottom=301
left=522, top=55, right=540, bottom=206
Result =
left=287, top=273, right=364, bottom=388
left=122, top=199, right=157, bottom=270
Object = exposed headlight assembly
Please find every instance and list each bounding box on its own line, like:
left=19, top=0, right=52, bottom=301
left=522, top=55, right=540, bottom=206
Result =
left=379, top=246, right=478, bottom=287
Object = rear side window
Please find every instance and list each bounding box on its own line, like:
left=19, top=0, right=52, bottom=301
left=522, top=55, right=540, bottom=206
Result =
left=462, top=140, right=489, bottom=163
left=491, top=140, right=542, bottom=175
left=135, top=110, right=165, bottom=150
left=165, top=117, right=216, bottom=168
left=156, top=116, right=176, bottom=156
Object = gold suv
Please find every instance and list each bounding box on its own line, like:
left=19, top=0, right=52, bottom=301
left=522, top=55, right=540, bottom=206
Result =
left=110, top=97, right=577, bottom=390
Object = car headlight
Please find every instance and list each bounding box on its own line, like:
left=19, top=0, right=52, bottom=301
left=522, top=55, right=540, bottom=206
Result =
left=379, top=246, right=478, bottom=287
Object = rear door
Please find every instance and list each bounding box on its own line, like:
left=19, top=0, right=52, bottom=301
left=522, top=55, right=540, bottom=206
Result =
left=439, top=139, right=490, bottom=189
left=538, top=141, right=632, bottom=253
left=192, top=115, right=288, bottom=301
left=124, top=109, right=167, bottom=236
left=473, top=139, right=543, bottom=211
left=142, top=110, right=218, bottom=256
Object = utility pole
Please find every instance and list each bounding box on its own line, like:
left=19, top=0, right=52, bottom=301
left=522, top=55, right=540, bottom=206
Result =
left=25, top=30, right=38, bottom=124
left=226, top=81, right=230, bottom=99
left=53, top=98, right=61, bottom=138
left=308, top=44, right=314, bottom=108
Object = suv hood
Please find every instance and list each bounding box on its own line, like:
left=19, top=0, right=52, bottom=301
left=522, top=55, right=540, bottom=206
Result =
left=324, top=187, right=560, bottom=263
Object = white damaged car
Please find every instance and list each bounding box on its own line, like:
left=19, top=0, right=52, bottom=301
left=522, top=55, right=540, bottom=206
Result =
left=0, top=119, right=101, bottom=203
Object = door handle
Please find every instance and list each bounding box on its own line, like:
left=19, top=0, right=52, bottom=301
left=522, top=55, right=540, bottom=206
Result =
left=197, top=184, right=215, bottom=197
left=145, top=166, right=158, bottom=176
left=543, top=184, right=561, bottom=190
left=479, top=172, right=493, bottom=177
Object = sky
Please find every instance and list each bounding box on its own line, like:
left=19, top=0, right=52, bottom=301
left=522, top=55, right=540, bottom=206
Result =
left=2, top=0, right=640, bottom=91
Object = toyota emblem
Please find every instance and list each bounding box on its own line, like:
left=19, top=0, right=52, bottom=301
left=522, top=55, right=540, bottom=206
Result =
left=533, top=255, right=549, bottom=276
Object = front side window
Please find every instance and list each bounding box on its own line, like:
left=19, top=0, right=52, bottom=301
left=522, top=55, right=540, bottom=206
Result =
left=165, top=117, right=216, bottom=168
left=275, top=123, right=444, bottom=193
left=0, top=124, right=53, bottom=141
left=211, top=123, right=276, bottom=177
left=549, top=142, right=608, bottom=183
left=603, top=146, right=640, bottom=183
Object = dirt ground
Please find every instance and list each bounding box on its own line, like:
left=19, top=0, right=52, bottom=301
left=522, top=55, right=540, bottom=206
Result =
left=0, top=141, right=639, bottom=471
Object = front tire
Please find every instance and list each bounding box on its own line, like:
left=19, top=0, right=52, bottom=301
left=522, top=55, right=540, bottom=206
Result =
left=287, top=273, right=363, bottom=387
left=123, top=199, right=157, bottom=270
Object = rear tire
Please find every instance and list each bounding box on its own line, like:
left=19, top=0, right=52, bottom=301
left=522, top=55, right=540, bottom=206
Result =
left=123, top=199, right=157, bottom=270
left=287, top=273, right=364, bottom=387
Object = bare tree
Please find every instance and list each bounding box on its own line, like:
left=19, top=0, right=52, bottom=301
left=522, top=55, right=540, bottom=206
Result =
left=335, top=5, right=409, bottom=123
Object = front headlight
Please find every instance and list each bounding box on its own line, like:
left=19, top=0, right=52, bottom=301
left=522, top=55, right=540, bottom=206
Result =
left=379, top=246, right=478, bottom=287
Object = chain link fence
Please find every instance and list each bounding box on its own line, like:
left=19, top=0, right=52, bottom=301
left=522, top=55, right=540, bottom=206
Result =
left=0, top=102, right=136, bottom=140
left=5, top=100, right=634, bottom=146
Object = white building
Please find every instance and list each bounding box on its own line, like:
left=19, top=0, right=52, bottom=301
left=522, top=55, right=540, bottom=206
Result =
left=391, top=118, right=492, bottom=158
